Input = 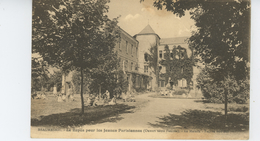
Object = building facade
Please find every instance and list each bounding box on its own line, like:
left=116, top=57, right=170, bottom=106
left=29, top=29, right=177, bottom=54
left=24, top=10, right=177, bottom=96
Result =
left=60, top=24, right=200, bottom=94
left=114, top=26, right=154, bottom=92
left=158, top=37, right=193, bottom=88
left=114, top=27, right=139, bottom=92
left=133, top=25, right=200, bottom=91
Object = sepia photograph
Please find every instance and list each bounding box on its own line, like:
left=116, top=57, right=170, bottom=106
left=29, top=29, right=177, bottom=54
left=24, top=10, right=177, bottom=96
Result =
left=30, top=0, right=250, bottom=139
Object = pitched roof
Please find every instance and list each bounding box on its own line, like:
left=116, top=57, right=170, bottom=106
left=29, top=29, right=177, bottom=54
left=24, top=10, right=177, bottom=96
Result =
left=160, top=37, right=189, bottom=45
left=138, top=24, right=156, bottom=34
left=134, top=24, right=160, bottom=39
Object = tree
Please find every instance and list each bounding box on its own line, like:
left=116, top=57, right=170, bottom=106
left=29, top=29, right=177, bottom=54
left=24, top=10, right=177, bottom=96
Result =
left=89, top=53, right=128, bottom=98
left=31, top=57, right=50, bottom=91
left=72, top=70, right=91, bottom=94
left=144, top=44, right=159, bottom=87
left=48, top=70, right=62, bottom=92
left=197, top=66, right=249, bottom=104
left=143, top=0, right=250, bottom=120
left=32, top=0, right=119, bottom=114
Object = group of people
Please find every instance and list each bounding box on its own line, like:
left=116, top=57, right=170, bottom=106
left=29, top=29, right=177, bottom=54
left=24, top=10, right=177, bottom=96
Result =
left=31, top=91, right=47, bottom=100
left=86, top=90, right=116, bottom=106
left=121, top=91, right=136, bottom=102
left=160, top=89, right=174, bottom=97
left=57, top=93, right=75, bottom=102
left=160, top=89, right=192, bottom=98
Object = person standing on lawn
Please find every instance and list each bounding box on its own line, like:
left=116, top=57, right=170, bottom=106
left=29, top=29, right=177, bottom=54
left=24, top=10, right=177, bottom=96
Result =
left=105, top=90, right=110, bottom=99
left=57, top=94, right=62, bottom=102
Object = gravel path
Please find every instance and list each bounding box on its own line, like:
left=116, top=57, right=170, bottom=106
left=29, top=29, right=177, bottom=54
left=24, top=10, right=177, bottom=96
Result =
left=82, top=92, right=205, bottom=129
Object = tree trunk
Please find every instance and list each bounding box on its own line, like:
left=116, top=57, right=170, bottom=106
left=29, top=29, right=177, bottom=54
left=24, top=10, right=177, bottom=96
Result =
left=61, top=72, right=66, bottom=94
left=225, top=89, right=228, bottom=120
left=99, top=85, right=101, bottom=96
left=224, top=74, right=229, bottom=122
left=80, top=66, right=84, bottom=114
left=155, top=66, right=159, bottom=88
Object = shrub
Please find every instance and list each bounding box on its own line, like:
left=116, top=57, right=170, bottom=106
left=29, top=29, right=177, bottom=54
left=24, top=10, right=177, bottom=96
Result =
left=229, top=106, right=249, bottom=112
left=134, top=87, right=147, bottom=93
left=173, top=87, right=188, bottom=95
left=197, top=67, right=249, bottom=104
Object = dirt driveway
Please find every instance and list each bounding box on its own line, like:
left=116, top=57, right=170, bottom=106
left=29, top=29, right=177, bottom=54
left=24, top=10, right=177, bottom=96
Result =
left=82, top=92, right=205, bottom=129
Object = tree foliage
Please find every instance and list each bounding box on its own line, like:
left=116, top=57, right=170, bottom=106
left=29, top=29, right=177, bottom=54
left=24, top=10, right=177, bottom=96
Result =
left=89, top=53, right=128, bottom=98
left=144, top=44, right=159, bottom=87
left=197, top=66, right=249, bottom=104
left=48, top=70, right=62, bottom=92
left=145, top=0, right=250, bottom=81
left=72, top=70, right=91, bottom=94
left=32, top=0, right=119, bottom=113
left=33, top=0, right=119, bottom=70
left=143, top=0, right=250, bottom=119
left=31, top=57, right=50, bottom=91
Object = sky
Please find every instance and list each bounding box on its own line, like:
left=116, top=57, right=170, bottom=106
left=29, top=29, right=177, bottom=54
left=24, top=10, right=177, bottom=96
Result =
left=106, top=0, right=196, bottom=38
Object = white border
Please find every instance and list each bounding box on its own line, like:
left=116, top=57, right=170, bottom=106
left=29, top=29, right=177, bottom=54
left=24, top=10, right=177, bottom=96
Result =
left=0, top=0, right=259, bottom=140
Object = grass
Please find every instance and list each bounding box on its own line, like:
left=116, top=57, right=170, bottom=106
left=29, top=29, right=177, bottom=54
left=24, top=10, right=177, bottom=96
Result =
left=31, top=94, right=135, bottom=128
left=149, top=109, right=249, bottom=132
left=149, top=99, right=249, bottom=132
left=198, top=101, right=250, bottom=114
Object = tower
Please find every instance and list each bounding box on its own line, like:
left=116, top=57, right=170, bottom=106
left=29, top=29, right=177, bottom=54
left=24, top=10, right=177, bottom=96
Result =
left=134, top=24, right=160, bottom=90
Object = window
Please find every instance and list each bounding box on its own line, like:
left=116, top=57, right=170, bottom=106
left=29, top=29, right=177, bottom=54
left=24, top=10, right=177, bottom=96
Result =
left=160, top=66, right=166, bottom=73
left=126, top=60, right=128, bottom=71
left=131, top=45, right=133, bottom=54
left=118, top=57, right=121, bottom=67
left=159, top=50, right=162, bottom=58
left=180, top=52, right=185, bottom=59
left=181, top=67, right=184, bottom=73
left=176, top=49, right=180, bottom=59
left=131, top=62, right=133, bottom=71
left=171, top=52, right=173, bottom=59
left=136, top=76, right=139, bottom=87
left=118, top=37, right=121, bottom=50
left=144, top=54, right=148, bottom=62
left=161, top=81, right=165, bottom=87
left=159, top=66, right=162, bottom=72
left=144, top=65, right=148, bottom=73
left=124, top=60, right=128, bottom=71
left=126, top=41, right=128, bottom=53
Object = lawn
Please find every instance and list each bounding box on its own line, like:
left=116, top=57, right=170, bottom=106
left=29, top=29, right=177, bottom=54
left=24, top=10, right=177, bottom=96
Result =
left=149, top=99, right=249, bottom=132
left=31, top=94, right=135, bottom=128
left=195, top=99, right=250, bottom=114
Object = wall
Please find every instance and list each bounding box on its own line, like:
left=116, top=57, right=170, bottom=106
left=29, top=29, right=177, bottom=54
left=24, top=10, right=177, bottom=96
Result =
left=114, top=28, right=139, bottom=73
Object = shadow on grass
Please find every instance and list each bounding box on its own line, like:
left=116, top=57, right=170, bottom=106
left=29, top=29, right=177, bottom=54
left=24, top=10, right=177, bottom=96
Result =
left=149, top=109, right=249, bottom=132
left=194, top=99, right=212, bottom=103
left=31, top=104, right=135, bottom=128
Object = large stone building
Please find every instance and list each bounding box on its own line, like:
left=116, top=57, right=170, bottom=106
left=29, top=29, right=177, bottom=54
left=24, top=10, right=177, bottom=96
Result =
left=61, top=24, right=200, bottom=94
left=132, top=24, right=199, bottom=91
